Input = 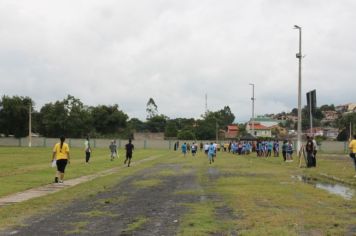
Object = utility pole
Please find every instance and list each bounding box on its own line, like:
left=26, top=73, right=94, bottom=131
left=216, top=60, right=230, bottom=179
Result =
left=29, top=102, right=32, bottom=148
left=309, top=92, right=313, bottom=136
left=249, top=83, right=255, bottom=136
left=205, top=93, right=208, bottom=113
left=294, top=25, right=302, bottom=154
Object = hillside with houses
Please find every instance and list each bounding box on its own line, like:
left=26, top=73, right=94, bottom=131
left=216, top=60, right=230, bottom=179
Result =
left=230, top=103, right=356, bottom=141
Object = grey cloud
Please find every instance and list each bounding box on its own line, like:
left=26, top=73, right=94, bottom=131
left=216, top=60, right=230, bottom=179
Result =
left=1, top=0, right=356, bottom=122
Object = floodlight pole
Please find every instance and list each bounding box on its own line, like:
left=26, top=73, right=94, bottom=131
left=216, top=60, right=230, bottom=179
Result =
left=309, top=92, right=313, bottom=136
left=249, top=83, right=255, bottom=136
left=29, top=102, right=32, bottom=147
left=294, top=25, right=302, bottom=153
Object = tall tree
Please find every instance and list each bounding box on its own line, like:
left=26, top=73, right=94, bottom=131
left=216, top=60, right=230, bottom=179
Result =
left=336, top=113, right=356, bottom=140
left=38, top=100, right=67, bottom=137
left=38, top=95, right=92, bottom=138
left=0, top=96, right=33, bottom=137
left=146, top=114, right=168, bottom=132
left=146, top=98, right=158, bottom=119
left=91, top=104, right=128, bottom=135
left=165, top=120, right=178, bottom=138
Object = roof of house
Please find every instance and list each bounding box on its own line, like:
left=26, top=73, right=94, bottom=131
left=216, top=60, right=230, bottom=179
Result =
left=253, top=116, right=279, bottom=122
left=248, top=123, right=271, bottom=130
left=227, top=125, right=238, bottom=131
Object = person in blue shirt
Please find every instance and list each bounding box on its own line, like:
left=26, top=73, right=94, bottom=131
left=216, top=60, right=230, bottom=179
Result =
left=267, top=141, right=273, bottom=157
left=273, top=140, right=280, bottom=157
left=208, top=142, right=215, bottom=164
left=286, top=140, right=294, bottom=162
left=245, top=142, right=251, bottom=155
left=181, top=143, right=187, bottom=157
left=282, top=140, right=288, bottom=161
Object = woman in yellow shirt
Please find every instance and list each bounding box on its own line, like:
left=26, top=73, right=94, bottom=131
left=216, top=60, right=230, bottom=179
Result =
left=349, top=134, right=356, bottom=178
left=52, top=136, right=70, bottom=183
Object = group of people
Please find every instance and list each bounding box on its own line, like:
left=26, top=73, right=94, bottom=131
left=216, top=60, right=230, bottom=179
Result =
left=51, top=136, right=134, bottom=184
left=180, top=142, right=199, bottom=157
left=51, top=134, right=356, bottom=184
left=177, top=139, right=314, bottom=165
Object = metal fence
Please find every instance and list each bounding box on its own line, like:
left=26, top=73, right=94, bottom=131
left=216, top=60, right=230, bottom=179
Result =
left=0, top=137, right=350, bottom=153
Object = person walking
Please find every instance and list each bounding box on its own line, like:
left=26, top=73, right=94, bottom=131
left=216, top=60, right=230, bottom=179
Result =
left=282, top=140, right=288, bottom=162
left=312, top=136, right=317, bottom=167
left=349, top=134, right=356, bottom=177
left=181, top=143, right=187, bottom=157
left=84, top=136, right=91, bottom=164
left=305, top=136, right=314, bottom=168
left=109, top=140, right=118, bottom=161
left=52, top=136, right=70, bottom=183
left=191, top=142, right=197, bottom=157
left=286, top=140, right=294, bottom=162
left=124, top=139, right=134, bottom=167
left=208, top=142, right=215, bottom=164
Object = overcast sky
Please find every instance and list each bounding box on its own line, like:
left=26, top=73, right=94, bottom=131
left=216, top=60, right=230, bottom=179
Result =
left=1, top=0, right=355, bottom=122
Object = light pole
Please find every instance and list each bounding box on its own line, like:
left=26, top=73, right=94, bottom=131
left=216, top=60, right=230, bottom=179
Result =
left=29, top=102, right=32, bottom=147
left=249, top=83, right=255, bottom=136
left=294, top=25, right=302, bottom=153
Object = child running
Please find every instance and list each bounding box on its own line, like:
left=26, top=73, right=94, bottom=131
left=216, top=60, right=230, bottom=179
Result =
left=181, top=143, right=187, bottom=157
left=124, top=139, right=134, bottom=167
left=109, top=140, right=118, bottom=161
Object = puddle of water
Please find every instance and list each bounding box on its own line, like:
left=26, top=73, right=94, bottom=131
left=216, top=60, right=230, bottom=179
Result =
left=291, top=175, right=355, bottom=200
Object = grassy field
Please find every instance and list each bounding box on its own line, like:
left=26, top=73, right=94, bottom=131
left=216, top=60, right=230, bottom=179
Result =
left=0, top=147, right=166, bottom=197
left=0, top=147, right=356, bottom=235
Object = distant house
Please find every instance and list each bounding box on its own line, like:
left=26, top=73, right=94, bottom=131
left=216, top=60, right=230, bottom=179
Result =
left=305, top=127, right=324, bottom=136
left=323, top=127, right=339, bottom=140
left=225, top=125, right=239, bottom=139
left=251, top=116, right=280, bottom=128
left=336, top=103, right=356, bottom=113
left=270, top=125, right=288, bottom=138
left=246, top=122, right=272, bottom=137
left=322, top=110, right=339, bottom=123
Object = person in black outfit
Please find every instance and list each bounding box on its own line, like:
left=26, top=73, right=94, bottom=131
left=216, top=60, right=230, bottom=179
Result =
left=305, top=136, right=314, bottom=168
left=124, top=139, right=134, bottom=167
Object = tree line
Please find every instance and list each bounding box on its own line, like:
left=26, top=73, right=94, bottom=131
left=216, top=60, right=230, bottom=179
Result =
left=0, top=95, right=235, bottom=140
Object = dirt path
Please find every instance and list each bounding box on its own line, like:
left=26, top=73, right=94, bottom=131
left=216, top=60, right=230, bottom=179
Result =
left=2, top=163, right=204, bottom=236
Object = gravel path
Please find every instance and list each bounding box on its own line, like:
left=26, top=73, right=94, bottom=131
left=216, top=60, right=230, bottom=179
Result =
left=2, top=163, right=204, bottom=236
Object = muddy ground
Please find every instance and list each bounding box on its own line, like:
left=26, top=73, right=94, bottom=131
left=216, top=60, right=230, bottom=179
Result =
left=2, top=163, right=237, bottom=236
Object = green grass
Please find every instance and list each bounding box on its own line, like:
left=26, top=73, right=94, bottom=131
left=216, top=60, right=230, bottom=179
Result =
left=0, top=148, right=168, bottom=229
left=1, top=148, right=356, bottom=235
left=0, top=147, right=166, bottom=197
